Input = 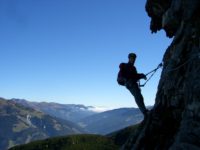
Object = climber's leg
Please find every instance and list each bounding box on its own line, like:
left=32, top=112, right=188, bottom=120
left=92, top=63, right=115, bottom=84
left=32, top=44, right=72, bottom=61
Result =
left=126, top=81, right=147, bottom=115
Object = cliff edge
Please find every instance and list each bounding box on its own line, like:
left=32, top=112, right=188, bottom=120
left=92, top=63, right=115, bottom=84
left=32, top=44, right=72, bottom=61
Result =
left=123, top=0, right=200, bottom=149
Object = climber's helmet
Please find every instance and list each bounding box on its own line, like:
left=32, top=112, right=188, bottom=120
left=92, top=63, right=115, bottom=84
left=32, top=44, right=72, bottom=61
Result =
left=128, top=53, right=137, bottom=59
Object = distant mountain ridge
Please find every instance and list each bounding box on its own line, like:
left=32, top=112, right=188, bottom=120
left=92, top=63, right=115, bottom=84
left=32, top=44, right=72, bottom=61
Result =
left=11, top=99, right=98, bottom=122
left=0, top=98, right=84, bottom=150
left=11, top=98, right=144, bottom=135
left=78, top=108, right=143, bottom=135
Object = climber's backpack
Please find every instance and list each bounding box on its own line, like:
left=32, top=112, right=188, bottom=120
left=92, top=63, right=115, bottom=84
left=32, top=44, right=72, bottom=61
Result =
left=117, top=63, right=126, bottom=86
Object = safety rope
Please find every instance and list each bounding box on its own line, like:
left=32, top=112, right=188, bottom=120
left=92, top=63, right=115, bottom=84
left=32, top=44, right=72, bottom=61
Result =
left=139, top=52, right=200, bottom=87
left=139, top=63, right=163, bottom=87
left=164, top=53, right=200, bottom=73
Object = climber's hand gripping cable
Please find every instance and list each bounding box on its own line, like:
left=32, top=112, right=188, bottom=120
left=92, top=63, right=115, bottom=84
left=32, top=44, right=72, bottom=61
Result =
left=139, top=63, right=163, bottom=87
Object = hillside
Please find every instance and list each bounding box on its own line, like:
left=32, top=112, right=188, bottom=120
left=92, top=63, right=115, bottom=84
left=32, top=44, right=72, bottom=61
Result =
left=107, top=123, right=140, bottom=147
left=0, top=98, right=84, bottom=150
left=8, top=123, right=141, bottom=150
left=78, top=108, right=143, bottom=135
left=9, top=134, right=119, bottom=150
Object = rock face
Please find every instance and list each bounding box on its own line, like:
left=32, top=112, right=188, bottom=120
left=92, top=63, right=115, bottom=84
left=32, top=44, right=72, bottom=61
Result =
left=124, top=0, right=200, bottom=149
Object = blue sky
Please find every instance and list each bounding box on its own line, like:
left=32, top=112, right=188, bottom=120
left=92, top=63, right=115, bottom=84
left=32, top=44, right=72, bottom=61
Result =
left=0, top=0, right=172, bottom=108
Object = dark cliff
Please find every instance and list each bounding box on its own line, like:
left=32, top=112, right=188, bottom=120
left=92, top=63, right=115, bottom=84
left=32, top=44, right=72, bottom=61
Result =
left=124, top=0, right=200, bottom=149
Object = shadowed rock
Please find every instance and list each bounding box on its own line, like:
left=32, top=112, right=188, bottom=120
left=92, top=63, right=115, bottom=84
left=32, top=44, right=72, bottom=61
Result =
left=123, top=0, right=200, bottom=149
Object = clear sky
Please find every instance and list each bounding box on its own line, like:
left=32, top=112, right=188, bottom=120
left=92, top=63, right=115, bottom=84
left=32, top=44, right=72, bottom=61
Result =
left=0, top=0, right=172, bottom=109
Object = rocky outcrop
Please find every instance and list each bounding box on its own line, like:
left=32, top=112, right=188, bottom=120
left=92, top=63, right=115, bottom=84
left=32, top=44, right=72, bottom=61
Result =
left=123, top=0, right=200, bottom=149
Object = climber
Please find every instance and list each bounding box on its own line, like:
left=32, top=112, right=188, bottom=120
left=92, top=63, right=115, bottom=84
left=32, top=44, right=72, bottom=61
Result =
left=118, top=53, right=148, bottom=116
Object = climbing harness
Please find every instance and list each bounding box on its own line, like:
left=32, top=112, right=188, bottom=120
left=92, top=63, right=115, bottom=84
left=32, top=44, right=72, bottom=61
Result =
left=139, top=63, right=163, bottom=87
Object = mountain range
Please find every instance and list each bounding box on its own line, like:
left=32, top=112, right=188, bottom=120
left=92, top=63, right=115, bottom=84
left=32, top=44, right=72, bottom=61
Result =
left=1, top=97, right=144, bottom=149
left=12, top=99, right=144, bottom=135
left=0, top=98, right=84, bottom=150
left=78, top=108, right=143, bottom=135
left=11, top=98, right=97, bottom=122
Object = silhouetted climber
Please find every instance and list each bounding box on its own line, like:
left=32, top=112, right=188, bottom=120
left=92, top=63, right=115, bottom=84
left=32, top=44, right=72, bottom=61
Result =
left=117, top=53, right=148, bottom=116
